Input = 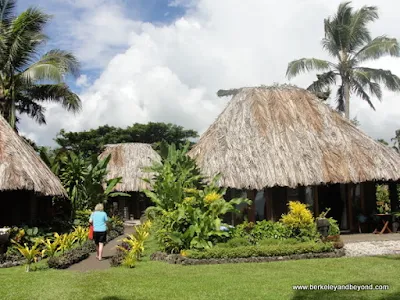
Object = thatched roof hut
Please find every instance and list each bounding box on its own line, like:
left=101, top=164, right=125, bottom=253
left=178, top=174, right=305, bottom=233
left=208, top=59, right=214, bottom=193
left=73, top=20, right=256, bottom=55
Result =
left=188, top=85, right=400, bottom=189
left=0, top=115, right=66, bottom=196
left=100, top=143, right=161, bottom=192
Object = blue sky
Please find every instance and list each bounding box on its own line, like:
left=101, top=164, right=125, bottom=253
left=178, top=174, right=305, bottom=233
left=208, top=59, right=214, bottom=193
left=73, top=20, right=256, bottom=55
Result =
left=16, top=0, right=188, bottom=93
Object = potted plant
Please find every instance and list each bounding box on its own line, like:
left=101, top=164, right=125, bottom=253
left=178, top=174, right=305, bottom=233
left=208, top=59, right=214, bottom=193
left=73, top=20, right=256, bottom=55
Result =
left=316, top=208, right=331, bottom=238
left=392, top=212, right=400, bottom=233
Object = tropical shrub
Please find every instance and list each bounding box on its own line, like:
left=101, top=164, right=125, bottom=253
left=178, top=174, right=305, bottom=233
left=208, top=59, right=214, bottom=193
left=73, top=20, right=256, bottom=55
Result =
left=144, top=143, right=250, bottom=253
left=116, top=221, right=152, bottom=267
left=72, top=226, right=89, bottom=245
left=327, top=218, right=340, bottom=236
left=185, top=241, right=334, bottom=259
left=280, top=201, right=319, bottom=240
left=233, top=220, right=291, bottom=244
left=108, top=216, right=125, bottom=235
left=40, top=238, right=60, bottom=258
left=12, top=242, right=41, bottom=272
left=46, top=151, right=130, bottom=217
left=56, top=233, right=77, bottom=254
left=73, top=210, right=92, bottom=226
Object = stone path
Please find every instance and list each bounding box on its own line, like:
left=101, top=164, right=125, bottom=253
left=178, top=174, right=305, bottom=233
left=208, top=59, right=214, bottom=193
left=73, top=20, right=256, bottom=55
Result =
left=68, top=226, right=134, bottom=272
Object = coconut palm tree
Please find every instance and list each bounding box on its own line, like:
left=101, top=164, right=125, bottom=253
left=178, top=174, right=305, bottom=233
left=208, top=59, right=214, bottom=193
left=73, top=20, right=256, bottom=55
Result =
left=286, top=2, right=400, bottom=119
left=0, top=0, right=81, bottom=129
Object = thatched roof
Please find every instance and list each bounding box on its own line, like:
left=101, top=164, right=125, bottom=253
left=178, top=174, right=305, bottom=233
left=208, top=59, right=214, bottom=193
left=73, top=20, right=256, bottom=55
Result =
left=0, top=115, right=66, bottom=196
left=100, top=143, right=161, bottom=192
left=188, top=85, right=400, bottom=189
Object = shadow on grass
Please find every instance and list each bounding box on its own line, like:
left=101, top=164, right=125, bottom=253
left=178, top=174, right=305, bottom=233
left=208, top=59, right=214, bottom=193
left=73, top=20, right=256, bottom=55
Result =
left=291, top=282, right=398, bottom=300
left=100, top=297, right=128, bottom=300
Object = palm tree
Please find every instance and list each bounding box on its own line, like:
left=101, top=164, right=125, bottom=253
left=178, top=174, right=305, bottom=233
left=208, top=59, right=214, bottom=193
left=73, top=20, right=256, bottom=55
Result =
left=0, top=0, right=81, bottom=129
left=286, top=2, right=400, bottom=119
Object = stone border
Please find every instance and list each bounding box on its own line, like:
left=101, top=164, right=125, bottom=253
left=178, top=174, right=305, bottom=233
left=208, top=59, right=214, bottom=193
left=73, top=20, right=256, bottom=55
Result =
left=151, top=249, right=345, bottom=265
left=0, top=260, right=25, bottom=268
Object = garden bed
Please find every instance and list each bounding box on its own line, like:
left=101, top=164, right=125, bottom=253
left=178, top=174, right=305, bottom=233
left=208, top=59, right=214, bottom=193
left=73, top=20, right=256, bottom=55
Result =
left=151, top=248, right=345, bottom=265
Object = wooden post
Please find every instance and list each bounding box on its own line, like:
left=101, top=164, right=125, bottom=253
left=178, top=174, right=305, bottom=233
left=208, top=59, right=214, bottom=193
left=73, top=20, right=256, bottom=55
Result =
left=360, top=183, right=366, bottom=214
left=264, top=188, right=273, bottom=221
left=347, top=184, right=355, bottom=232
left=313, top=186, right=319, bottom=217
left=389, top=182, right=399, bottom=213
left=247, top=190, right=256, bottom=223
left=29, top=192, right=37, bottom=225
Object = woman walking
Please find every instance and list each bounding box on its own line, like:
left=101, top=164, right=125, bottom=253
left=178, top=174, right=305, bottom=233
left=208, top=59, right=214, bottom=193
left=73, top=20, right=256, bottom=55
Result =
left=89, top=204, right=108, bottom=260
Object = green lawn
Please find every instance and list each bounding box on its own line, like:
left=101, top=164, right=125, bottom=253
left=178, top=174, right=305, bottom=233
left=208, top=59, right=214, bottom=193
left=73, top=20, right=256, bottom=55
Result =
left=0, top=255, right=399, bottom=300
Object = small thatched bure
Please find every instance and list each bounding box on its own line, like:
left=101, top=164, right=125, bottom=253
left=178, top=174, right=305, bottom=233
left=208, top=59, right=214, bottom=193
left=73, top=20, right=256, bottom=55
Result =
left=188, top=85, right=400, bottom=189
left=100, top=143, right=161, bottom=192
left=0, top=115, right=66, bottom=196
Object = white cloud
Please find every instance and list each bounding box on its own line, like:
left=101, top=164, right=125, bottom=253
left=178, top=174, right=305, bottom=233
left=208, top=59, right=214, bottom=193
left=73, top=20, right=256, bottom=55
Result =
left=76, top=74, right=90, bottom=87
left=20, top=0, right=400, bottom=147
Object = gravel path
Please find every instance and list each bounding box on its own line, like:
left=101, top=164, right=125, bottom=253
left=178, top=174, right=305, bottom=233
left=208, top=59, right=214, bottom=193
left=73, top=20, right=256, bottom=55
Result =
left=344, top=240, right=400, bottom=257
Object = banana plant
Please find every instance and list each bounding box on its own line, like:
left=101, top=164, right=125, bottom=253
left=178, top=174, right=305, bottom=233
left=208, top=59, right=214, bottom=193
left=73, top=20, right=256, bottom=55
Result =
left=12, top=242, right=41, bottom=272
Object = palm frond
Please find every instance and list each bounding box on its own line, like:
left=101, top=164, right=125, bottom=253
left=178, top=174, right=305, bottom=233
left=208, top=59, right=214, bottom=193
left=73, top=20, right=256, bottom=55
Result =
left=351, top=79, right=376, bottom=110
left=0, top=0, right=16, bottom=25
left=24, top=83, right=81, bottom=112
left=353, top=69, right=382, bottom=99
left=348, top=4, right=378, bottom=51
left=20, top=50, right=80, bottom=83
left=307, top=71, right=337, bottom=93
left=1, top=7, right=51, bottom=71
left=355, top=36, right=400, bottom=61
left=356, top=67, right=400, bottom=91
left=15, top=95, right=46, bottom=124
left=286, top=58, right=331, bottom=79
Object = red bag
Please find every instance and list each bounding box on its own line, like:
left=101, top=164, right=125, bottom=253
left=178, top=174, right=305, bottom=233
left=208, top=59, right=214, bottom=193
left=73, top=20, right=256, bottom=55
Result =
left=88, top=225, right=94, bottom=240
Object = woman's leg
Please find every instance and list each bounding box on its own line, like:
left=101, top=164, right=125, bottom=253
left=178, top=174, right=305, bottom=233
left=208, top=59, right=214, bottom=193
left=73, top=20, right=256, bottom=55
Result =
left=95, top=243, right=99, bottom=259
left=98, top=242, right=104, bottom=260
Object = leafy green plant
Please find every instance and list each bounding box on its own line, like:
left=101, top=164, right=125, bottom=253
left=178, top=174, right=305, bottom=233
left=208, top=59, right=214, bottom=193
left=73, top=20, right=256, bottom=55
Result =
left=40, top=238, right=60, bottom=258
left=57, top=233, right=77, bottom=254
left=143, top=143, right=250, bottom=253
left=233, top=220, right=291, bottom=244
left=12, top=242, right=41, bottom=272
left=327, top=218, right=340, bottom=236
left=73, top=210, right=92, bottom=226
left=280, top=201, right=318, bottom=240
left=72, top=226, right=88, bottom=245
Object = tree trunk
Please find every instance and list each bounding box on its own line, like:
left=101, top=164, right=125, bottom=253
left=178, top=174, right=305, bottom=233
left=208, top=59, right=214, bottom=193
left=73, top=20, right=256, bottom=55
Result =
left=344, top=80, right=350, bottom=120
left=10, top=87, right=16, bottom=129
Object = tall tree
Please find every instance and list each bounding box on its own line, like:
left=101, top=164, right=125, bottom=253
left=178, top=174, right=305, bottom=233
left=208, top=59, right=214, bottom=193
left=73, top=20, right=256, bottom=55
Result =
left=391, top=129, right=400, bottom=153
left=54, top=122, right=199, bottom=156
left=286, top=2, right=400, bottom=119
left=0, top=0, right=81, bottom=128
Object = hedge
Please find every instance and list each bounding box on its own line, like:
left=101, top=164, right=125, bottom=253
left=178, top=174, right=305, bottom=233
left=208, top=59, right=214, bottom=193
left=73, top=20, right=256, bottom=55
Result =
left=185, top=241, right=334, bottom=259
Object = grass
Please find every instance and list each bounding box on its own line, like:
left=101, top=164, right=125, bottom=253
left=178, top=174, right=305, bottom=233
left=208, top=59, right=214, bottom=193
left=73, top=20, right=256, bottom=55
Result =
left=0, top=254, right=399, bottom=300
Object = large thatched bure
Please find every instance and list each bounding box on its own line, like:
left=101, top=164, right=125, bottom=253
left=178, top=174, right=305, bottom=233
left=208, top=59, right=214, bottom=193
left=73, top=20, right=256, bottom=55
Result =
left=0, top=116, right=65, bottom=195
left=188, top=85, right=400, bottom=189
left=99, top=143, right=161, bottom=220
left=0, top=115, right=66, bottom=226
